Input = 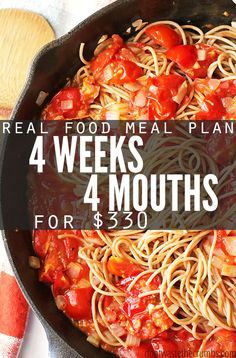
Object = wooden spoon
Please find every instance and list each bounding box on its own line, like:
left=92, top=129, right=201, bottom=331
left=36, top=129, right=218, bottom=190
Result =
left=0, top=9, right=55, bottom=119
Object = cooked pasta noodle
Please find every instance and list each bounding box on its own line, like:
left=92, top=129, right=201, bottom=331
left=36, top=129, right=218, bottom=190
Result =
left=71, top=21, right=236, bottom=121
left=78, top=229, right=236, bottom=348
left=36, top=20, right=236, bottom=357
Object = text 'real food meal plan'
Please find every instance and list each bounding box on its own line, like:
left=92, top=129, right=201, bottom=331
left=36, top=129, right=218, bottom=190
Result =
left=30, top=20, right=236, bottom=357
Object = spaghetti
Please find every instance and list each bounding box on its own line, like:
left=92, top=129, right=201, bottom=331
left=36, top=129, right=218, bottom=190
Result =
left=44, top=21, right=236, bottom=121
left=34, top=21, right=236, bottom=357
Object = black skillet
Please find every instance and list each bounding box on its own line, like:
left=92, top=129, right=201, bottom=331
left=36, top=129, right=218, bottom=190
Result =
left=1, top=0, right=235, bottom=357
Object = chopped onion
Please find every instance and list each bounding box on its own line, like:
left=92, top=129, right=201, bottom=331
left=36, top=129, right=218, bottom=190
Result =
left=222, top=264, right=236, bottom=277
left=28, top=256, right=40, bottom=269
left=222, top=97, right=233, bottom=109
left=103, top=65, right=113, bottom=82
left=134, top=90, right=147, bottom=107
left=193, top=61, right=200, bottom=69
left=77, top=278, right=91, bottom=288
left=61, top=100, right=73, bottom=110
left=106, top=111, right=120, bottom=120
left=213, top=247, right=226, bottom=260
left=208, top=79, right=220, bottom=91
left=149, top=85, right=158, bottom=95
left=126, top=333, right=141, bottom=347
left=110, top=323, right=127, bottom=337
left=55, top=295, right=66, bottom=310
left=92, top=275, right=100, bottom=285
left=212, top=256, right=224, bottom=270
left=147, top=303, right=155, bottom=314
left=66, top=262, right=82, bottom=280
left=123, top=82, right=142, bottom=92
left=36, top=91, right=48, bottom=106
left=223, top=236, right=236, bottom=256
left=132, top=19, right=143, bottom=28
left=173, top=81, right=188, bottom=104
left=231, top=21, right=236, bottom=28
left=87, top=335, right=100, bottom=347
left=197, top=49, right=207, bottom=61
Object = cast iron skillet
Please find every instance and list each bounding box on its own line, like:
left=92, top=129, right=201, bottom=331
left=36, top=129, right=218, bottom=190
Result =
left=1, top=0, right=235, bottom=357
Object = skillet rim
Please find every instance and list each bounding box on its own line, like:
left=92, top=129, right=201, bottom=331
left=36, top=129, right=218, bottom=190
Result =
left=2, top=0, right=236, bottom=356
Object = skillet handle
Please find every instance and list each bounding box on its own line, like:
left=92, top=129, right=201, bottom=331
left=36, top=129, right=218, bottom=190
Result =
left=46, top=328, right=79, bottom=358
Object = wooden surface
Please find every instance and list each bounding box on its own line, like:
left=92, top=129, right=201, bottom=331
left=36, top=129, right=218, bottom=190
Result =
left=0, top=9, right=55, bottom=119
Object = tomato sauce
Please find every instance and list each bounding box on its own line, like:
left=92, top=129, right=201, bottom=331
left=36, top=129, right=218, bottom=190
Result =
left=33, top=24, right=236, bottom=357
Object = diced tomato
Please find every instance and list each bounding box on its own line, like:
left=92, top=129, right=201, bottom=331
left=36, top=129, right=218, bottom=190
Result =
left=90, top=34, right=123, bottom=79
left=195, top=78, right=236, bottom=98
left=80, top=76, right=100, bottom=104
left=214, top=329, right=236, bottom=351
left=101, top=60, right=142, bottom=85
left=120, top=273, right=161, bottom=295
left=117, top=47, right=137, bottom=62
left=107, top=256, right=142, bottom=278
left=81, top=230, right=104, bottom=244
left=152, top=337, right=178, bottom=356
left=196, top=94, right=226, bottom=120
left=90, top=35, right=141, bottom=84
left=219, top=80, right=236, bottom=97
left=123, top=294, right=149, bottom=317
left=194, top=79, right=236, bottom=119
left=77, top=263, right=90, bottom=280
left=204, top=341, right=222, bottom=355
left=194, top=78, right=221, bottom=96
left=39, top=239, right=67, bottom=283
left=39, top=253, right=62, bottom=283
left=38, top=232, right=82, bottom=284
left=148, top=93, right=176, bottom=120
left=206, top=132, right=236, bottom=165
left=118, top=342, right=154, bottom=358
left=204, top=329, right=236, bottom=354
left=147, top=74, right=186, bottom=120
left=52, top=271, right=70, bottom=296
left=218, top=81, right=236, bottom=119
left=167, top=44, right=219, bottom=79
left=104, top=273, right=171, bottom=340
left=63, top=237, right=79, bottom=261
left=103, top=296, right=126, bottom=324
left=174, top=328, right=202, bottom=352
left=193, top=44, right=219, bottom=78
left=151, top=74, right=185, bottom=95
left=45, top=87, right=82, bottom=119
left=33, top=230, right=51, bottom=258
left=151, top=309, right=173, bottom=333
left=217, top=230, right=227, bottom=243
left=145, top=24, right=182, bottom=49
left=167, top=44, right=197, bottom=68
left=63, top=284, right=93, bottom=320
left=120, top=273, right=172, bottom=339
